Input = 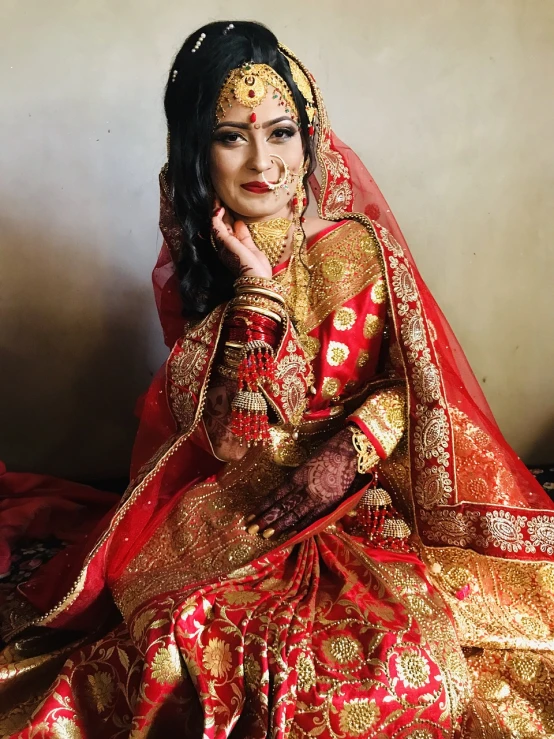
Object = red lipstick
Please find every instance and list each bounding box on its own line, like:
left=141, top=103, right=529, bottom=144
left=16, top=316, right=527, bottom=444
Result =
left=241, top=181, right=271, bottom=193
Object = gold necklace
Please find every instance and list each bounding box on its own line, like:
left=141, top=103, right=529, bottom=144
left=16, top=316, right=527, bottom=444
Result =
left=246, top=217, right=292, bottom=267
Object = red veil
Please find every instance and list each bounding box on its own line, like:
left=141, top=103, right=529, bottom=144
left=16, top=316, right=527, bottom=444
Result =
left=5, top=43, right=553, bottom=665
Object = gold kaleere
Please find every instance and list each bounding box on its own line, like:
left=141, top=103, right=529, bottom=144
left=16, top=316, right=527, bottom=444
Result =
left=246, top=218, right=292, bottom=267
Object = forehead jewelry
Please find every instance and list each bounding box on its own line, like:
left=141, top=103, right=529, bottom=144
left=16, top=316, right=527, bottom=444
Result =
left=215, top=62, right=299, bottom=125
left=222, top=23, right=234, bottom=34
left=191, top=32, right=206, bottom=53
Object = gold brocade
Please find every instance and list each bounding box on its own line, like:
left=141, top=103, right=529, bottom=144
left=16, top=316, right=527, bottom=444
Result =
left=351, top=384, right=407, bottom=457
left=274, top=220, right=381, bottom=334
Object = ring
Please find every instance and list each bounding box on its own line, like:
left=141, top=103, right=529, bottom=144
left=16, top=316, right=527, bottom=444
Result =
left=261, top=155, right=289, bottom=191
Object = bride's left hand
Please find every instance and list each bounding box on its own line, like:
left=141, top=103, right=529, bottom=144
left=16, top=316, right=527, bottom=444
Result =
left=246, top=427, right=359, bottom=538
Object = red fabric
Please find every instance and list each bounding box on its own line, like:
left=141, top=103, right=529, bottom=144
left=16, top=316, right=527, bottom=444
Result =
left=0, top=464, right=118, bottom=577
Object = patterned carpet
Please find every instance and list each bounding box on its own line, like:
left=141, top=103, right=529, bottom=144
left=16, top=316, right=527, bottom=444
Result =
left=2, top=467, right=554, bottom=589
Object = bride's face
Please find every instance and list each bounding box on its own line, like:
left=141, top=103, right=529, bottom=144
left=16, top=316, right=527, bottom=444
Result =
left=210, top=85, right=305, bottom=222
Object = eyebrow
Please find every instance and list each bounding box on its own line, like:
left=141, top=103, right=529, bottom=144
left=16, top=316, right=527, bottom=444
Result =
left=213, top=116, right=297, bottom=131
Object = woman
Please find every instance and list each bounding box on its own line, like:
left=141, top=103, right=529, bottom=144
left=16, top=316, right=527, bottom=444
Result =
left=1, top=20, right=554, bottom=739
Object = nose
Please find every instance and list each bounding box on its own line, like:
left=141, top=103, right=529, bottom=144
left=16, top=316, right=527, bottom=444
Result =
left=247, top=137, right=274, bottom=176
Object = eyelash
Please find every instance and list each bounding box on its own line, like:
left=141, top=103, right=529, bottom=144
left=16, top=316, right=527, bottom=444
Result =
left=215, top=127, right=297, bottom=144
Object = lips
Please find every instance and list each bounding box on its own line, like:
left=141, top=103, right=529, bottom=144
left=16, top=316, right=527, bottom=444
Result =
left=241, top=181, right=271, bottom=193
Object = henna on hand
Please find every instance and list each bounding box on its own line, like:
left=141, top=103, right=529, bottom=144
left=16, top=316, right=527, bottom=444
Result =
left=249, top=428, right=358, bottom=537
left=203, top=373, right=247, bottom=461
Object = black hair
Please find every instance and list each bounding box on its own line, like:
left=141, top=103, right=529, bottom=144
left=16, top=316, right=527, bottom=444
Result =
left=164, top=20, right=315, bottom=317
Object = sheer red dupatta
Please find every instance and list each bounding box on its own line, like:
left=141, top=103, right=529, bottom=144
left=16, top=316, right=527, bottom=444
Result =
left=276, top=42, right=552, bottom=557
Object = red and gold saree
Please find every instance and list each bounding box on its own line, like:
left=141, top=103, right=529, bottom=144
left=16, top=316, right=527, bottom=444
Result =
left=1, top=43, right=554, bottom=739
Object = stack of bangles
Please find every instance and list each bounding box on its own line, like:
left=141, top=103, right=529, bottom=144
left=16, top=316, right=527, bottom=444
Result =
left=218, top=276, right=288, bottom=446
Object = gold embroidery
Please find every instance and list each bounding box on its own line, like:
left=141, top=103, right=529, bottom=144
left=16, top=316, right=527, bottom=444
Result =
left=390, top=258, right=418, bottom=303
left=371, top=277, right=387, bottom=304
left=414, top=465, right=453, bottom=509
left=274, top=339, right=311, bottom=425
left=322, top=257, right=346, bottom=282
left=322, top=635, right=362, bottom=663
left=202, top=638, right=232, bottom=678
left=321, top=376, right=341, bottom=399
left=363, top=313, right=383, bottom=339
left=296, top=652, right=316, bottom=692
left=352, top=386, right=406, bottom=458
left=333, top=306, right=357, bottom=331
left=412, top=353, right=442, bottom=404
left=356, top=349, right=369, bottom=368
left=274, top=221, right=381, bottom=333
left=151, top=644, right=181, bottom=684
left=339, top=698, right=380, bottom=735
left=327, top=341, right=349, bottom=366
left=52, top=717, right=82, bottom=739
left=413, top=406, right=450, bottom=470
left=302, top=335, right=320, bottom=360
left=396, top=649, right=431, bottom=689
left=87, top=670, right=114, bottom=713
left=481, top=510, right=526, bottom=553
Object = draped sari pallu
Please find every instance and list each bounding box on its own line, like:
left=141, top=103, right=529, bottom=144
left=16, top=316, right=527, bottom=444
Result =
left=2, top=41, right=554, bottom=739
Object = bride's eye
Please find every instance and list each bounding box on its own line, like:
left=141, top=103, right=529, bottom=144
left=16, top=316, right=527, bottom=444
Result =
left=214, top=131, right=246, bottom=144
left=271, top=127, right=297, bottom=141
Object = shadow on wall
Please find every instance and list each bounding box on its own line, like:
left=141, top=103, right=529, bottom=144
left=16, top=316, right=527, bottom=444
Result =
left=0, top=214, right=160, bottom=480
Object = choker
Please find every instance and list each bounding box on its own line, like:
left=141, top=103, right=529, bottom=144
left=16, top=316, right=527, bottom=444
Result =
left=246, top=218, right=293, bottom=267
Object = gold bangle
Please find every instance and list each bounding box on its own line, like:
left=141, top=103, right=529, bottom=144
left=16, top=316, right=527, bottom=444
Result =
left=229, top=293, right=287, bottom=317
left=230, top=303, right=283, bottom=323
left=349, top=425, right=380, bottom=474
left=235, top=286, right=287, bottom=307
left=233, top=275, right=287, bottom=299
left=215, top=363, right=238, bottom=380
left=225, top=340, right=245, bottom=350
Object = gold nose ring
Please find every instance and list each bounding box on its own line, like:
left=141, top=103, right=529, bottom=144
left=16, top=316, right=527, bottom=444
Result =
left=261, top=155, right=289, bottom=191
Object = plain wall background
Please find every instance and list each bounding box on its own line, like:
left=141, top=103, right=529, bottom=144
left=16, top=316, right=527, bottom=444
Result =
left=1, top=0, right=553, bottom=478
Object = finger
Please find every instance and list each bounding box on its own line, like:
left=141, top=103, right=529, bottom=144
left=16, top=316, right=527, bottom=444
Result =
left=233, top=220, right=258, bottom=252
left=286, top=503, right=329, bottom=536
left=260, top=497, right=324, bottom=540
left=265, top=497, right=315, bottom=537
left=247, top=487, right=304, bottom=535
left=247, top=482, right=296, bottom=522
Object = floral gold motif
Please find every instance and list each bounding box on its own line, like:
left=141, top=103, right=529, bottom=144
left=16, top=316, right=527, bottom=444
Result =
left=151, top=643, right=182, bottom=684
left=333, top=306, right=357, bottom=331
left=363, top=314, right=383, bottom=339
left=322, top=376, right=341, bottom=399
left=396, top=649, right=431, bottom=689
left=371, top=277, right=387, bottom=304
left=202, top=637, right=232, bottom=678
left=327, top=341, right=350, bottom=366
left=338, top=698, right=380, bottom=735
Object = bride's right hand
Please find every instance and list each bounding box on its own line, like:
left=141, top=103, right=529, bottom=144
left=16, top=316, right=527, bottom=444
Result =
left=211, top=201, right=273, bottom=279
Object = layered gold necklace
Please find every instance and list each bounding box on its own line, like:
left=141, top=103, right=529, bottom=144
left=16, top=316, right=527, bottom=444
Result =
left=246, top=217, right=293, bottom=267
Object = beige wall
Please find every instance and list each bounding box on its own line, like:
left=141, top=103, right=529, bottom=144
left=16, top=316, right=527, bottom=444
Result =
left=1, top=0, right=553, bottom=478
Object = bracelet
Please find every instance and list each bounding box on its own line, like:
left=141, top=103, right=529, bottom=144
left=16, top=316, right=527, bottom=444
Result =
left=234, top=275, right=287, bottom=301
left=228, top=294, right=287, bottom=321
left=215, top=363, right=238, bottom=380
left=235, top=286, right=287, bottom=308
left=230, top=303, right=283, bottom=324
left=349, top=425, right=380, bottom=474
